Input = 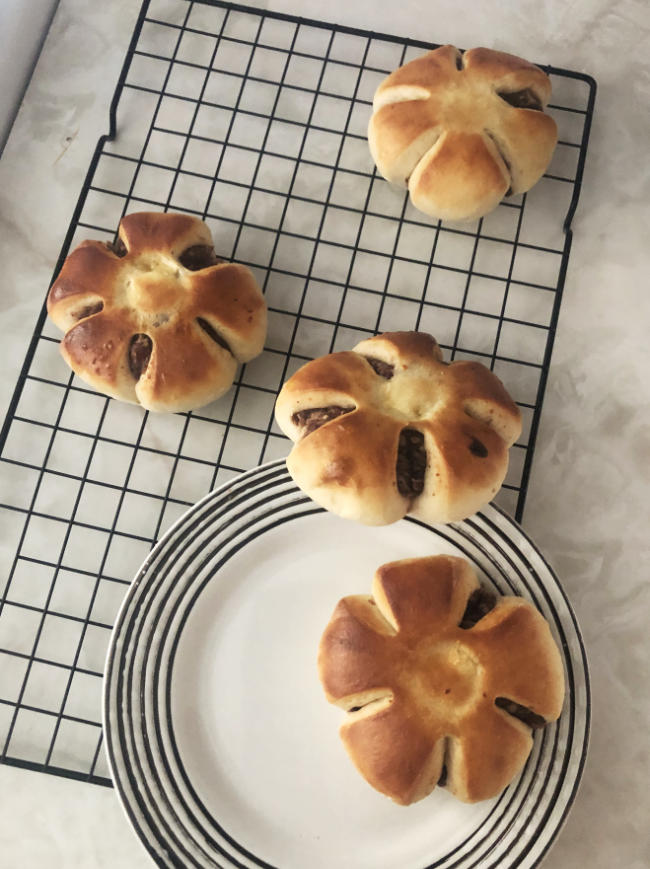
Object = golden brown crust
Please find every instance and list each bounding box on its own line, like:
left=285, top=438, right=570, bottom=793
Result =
left=117, top=211, right=206, bottom=257
left=274, top=331, right=522, bottom=525
left=408, top=130, right=510, bottom=222
left=318, top=556, right=565, bottom=805
left=463, top=48, right=552, bottom=105
left=47, top=243, right=122, bottom=312
left=374, top=45, right=460, bottom=101
left=61, top=309, right=139, bottom=404
left=47, top=212, right=267, bottom=412
left=368, top=45, right=557, bottom=221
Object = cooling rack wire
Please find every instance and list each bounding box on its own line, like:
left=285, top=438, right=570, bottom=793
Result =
left=0, top=0, right=595, bottom=785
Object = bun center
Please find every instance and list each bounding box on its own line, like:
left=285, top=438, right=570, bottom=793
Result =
left=126, top=254, right=183, bottom=312
left=407, top=639, right=482, bottom=722
left=383, top=372, right=439, bottom=420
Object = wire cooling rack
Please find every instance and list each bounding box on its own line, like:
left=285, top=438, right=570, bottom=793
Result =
left=0, top=0, right=595, bottom=787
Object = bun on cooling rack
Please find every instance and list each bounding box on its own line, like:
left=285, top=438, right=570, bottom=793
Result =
left=274, top=331, right=521, bottom=525
left=318, top=555, right=565, bottom=805
left=47, top=212, right=267, bottom=413
left=368, top=45, right=557, bottom=221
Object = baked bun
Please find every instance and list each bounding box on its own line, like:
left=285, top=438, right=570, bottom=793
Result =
left=274, top=332, right=521, bottom=525
left=318, top=555, right=565, bottom=805
left=47, top=211, right=267, bottom=412
left=368, top=45, right=557, bottom=221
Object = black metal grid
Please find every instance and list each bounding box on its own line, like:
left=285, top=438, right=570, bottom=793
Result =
left=0, top=0, right=595, bottom=787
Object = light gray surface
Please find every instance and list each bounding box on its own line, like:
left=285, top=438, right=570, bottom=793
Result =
left=0, top=0, right=648, bottom=867
left=0, top=0, right=60, bottom=153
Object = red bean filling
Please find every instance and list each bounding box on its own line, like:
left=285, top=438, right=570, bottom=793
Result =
left=179, top=245, right=223, bottom=271
left=128, top=333, right=152, bottom=380
left=107, top=238, right=127, bottom=257
left=292, top=405, right=355, bottom=437
left=72, top=301, right=103, bottom=320
left=498, top=88, right=543, bottom=111
left=495, top=697, right=547, bottom=730
left=459, top=587, right=497, bottom=629
left=396, top=428, right=426, bottom=498
left=469, top=437, right=488, bottom=458
left=364, top=356, right=394, bottom=379
left=196, top=317, right=232, bottom=355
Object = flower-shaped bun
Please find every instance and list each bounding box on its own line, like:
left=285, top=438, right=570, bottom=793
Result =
left=274, top=332, right=521, bottom=525
left=368, top=45, right=557, bottom=221
left=319, top=555, right=565, bottom=804
left=47, top=212, right=266, bottom=412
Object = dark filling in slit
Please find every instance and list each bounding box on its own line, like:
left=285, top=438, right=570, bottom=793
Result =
left=72, top=301, right=103, bottom=320
left=364, top=356, right=394, bottom=380
left=469, top=437, right=488, bottom=458
left=437, top=736, right=450, bottom=787
left=292, top=405, right=354, bottom=437
left=498, top=88, right=543, bottom=111
left=495, top=697, right=547, bottom=730
left=196, top=317, right=232, bottom=355
left=459, top=587, right=497, bottom=629
left=396, top=428, right=426, bottom=498
left=179, top=245, right=223, bottom=271
left=107, top=238, right=127, bottom=257
left=128, top=333, right=152, bottom=380
left=455, top=51, right=464, bottom=71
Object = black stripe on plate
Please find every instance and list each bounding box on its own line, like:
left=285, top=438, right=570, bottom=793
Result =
left=105, top=463, right=297, bottom=868
left=122, top=476, right=317, bottom=866
left=122, top=501, right=312, bottom=866
left=150, top=503, right=324, bottom=868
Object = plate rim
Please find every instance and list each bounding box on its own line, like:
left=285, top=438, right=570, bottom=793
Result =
left=103, top=458, right=591, bottom=869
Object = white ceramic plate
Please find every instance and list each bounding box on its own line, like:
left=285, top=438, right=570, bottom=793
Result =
left=103, top=459, right=589, bottom=869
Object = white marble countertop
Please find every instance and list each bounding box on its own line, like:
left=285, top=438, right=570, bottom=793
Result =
left=0, top=0, right=649, bottom=866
